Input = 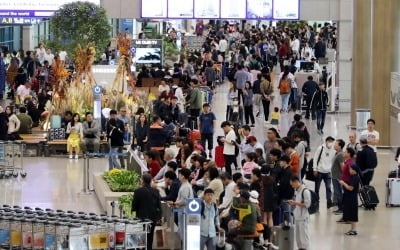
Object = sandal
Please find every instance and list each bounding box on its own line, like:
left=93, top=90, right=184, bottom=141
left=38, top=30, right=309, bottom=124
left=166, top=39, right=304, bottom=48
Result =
left=345, top=230, right=358, bottom=236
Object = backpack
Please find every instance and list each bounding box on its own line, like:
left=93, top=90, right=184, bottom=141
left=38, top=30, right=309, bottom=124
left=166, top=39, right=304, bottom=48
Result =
left=279, top=78, right=291, bottom=94
left=301, top=188, right=319, bottom=215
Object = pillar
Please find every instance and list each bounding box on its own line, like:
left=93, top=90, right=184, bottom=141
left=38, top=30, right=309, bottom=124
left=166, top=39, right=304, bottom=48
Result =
left=371, top=0, right=397, bottom=145
left=350, top=0, right=372, bottom=126
left=22, top=26, right=35, bottom=51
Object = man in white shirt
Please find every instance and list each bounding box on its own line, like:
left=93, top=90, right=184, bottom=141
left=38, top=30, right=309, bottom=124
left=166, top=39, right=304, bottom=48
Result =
left=291, top=35, right=300, bottom=57
left=313, top=136, right=335, bottom=209
left=219, top=172, right=236, bottom=210
left=218, top=36, right=228, bottom=55
left=361, top=118, right=379, bottom=153
left=59, top=48, right=68, bottom=62
left=44, top=49, right=54, bottom=65
left=220, top=121, right=238, bottom=175
left=16, top=82, right=31, bottom=102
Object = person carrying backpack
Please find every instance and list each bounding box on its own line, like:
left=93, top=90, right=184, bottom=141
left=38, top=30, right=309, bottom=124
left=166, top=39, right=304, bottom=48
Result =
left=278, top=71, right=291, bottom=113
left=200, top=188, right=224, bottom=250
left=288, top=175, right=312, bottom=250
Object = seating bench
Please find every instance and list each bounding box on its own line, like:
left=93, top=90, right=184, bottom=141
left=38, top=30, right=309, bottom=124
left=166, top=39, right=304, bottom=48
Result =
left=45, top=139, right=109, bottom=156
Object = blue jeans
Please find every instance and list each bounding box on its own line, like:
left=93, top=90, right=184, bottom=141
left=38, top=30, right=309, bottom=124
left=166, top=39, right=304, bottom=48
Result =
left=332, top=178, right=343, bottom=211
left=316, top=109, right=327, bottom=130
left=200, top=236, right=216, bottom=250
left=108, top=147, right=121, bottom=170
left=315, top=172, right=332, bottom=204
left=280, top=93, right=290, bottom=111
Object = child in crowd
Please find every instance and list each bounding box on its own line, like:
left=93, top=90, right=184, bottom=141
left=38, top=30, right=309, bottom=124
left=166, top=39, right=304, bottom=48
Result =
left=215, top=136, right=225, bottom=170
left=242, top=152, right=260, bottom=180
left=255, top=148, right=267, bottom=169
left=270, top=107, right=280, bottom=131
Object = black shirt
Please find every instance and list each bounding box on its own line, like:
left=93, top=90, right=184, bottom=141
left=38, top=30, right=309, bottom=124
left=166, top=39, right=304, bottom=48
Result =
left=132, top=185, right=161, bottom=222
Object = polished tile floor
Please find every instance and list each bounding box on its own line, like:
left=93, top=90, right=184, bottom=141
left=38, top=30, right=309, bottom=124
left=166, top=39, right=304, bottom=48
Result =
left=1, top=79, right=399, bottom=249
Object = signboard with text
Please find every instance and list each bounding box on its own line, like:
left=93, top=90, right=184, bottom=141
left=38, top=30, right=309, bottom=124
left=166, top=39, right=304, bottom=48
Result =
left=0, top=0, right=100, bottom=18
left=132, top=39, right=163, bottom=65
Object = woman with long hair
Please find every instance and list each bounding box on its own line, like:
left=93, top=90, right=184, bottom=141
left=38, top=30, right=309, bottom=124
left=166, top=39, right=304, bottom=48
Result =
left=5, top=106, right=20, bottom=140
left=66, top=113, right=83, bottom=159
left=226, top=81, right=238, bottom=120
left=134, top=114, right=149, bottom=152
left=278, top=71, right=291, bottom=113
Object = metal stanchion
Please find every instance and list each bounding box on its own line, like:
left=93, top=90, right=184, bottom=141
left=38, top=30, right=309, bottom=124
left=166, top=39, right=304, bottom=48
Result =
left=80, top=153, right=93, bottom=195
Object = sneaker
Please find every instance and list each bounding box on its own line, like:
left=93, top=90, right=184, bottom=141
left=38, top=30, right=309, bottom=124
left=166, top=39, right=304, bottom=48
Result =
left=251, top=124, right=255, bottom=127
left=74, top=154, right=78, bottom=159
left=327, top=202, right=334, bottom=209
left=69, top=155, right=73, bottom=159
left=264, top=242, right=279, bottom=250
left=345, top=230, right=357, bottom=236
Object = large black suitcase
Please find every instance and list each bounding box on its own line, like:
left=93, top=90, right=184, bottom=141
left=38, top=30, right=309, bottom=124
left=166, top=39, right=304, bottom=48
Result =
left=359, top=185, right=379, bottom=210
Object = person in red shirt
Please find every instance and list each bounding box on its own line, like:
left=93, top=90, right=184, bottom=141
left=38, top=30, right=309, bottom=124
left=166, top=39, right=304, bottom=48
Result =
left=145, top=150, right=162, bottom=177
left=215, top=136, right=225, bottom=169
left=283, top=141, right=300, bottom=178
left=341, top=147, right=356, bottom=183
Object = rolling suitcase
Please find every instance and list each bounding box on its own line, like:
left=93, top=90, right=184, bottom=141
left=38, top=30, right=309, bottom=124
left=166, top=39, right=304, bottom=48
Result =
left=359, top=185, right=379, bottom=210
left=386, top=168, right=400, bottom=206
left=270, top=212, right=294, bottom=250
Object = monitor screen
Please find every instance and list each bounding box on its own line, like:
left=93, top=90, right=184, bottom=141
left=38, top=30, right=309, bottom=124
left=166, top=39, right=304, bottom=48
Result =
left=141, top=0, right=167, bottom=18
left=167, top=0, right=194, bottom=18
left=246, top=0, right=273, bottom=19
left=132, top=39, right=163, bottom=64
left=0, top=0, right=100, bottom=17
left=220, top=0, right=246, bottom=19
left=194, top=0, right=220, bottom=19
left=273, top=0, right=299, bottom=19
left=300, top=62, right=315, bottom=71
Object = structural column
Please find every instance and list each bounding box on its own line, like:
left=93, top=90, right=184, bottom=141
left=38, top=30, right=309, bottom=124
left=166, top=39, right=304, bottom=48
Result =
left=350, top=0, right=372, bottom=125
left=371, top=0, right=397, bottom=145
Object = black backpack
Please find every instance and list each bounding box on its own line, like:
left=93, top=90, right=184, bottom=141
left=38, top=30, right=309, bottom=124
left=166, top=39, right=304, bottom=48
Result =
left=302, top=188, right=319, bottom=215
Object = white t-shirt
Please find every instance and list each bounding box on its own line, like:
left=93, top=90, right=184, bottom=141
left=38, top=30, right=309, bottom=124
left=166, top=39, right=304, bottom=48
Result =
left=158, top=84, right=170, bottom=95
left=16, top=85, right=30, bottom=100
left=44, top=53, right=54, bottom=65
left=223, top=129, right=236, bottom=155
left=219, top=39, right=228, bottom=52
left=361, top=130, right=380, bottom=152
left=59, top=51, right=67, bottom=61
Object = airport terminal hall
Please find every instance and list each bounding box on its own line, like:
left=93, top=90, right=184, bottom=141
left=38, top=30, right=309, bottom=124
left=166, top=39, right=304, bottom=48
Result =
left=0, top=0, right=400, bottom=249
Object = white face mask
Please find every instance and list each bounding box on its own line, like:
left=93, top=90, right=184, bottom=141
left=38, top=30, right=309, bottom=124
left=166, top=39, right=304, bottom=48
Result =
left=326, top=142, right=333, bottom=149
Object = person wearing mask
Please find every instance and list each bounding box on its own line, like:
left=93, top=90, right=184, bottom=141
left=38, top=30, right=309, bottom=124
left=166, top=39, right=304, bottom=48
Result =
left=220, top=121, right=238, bottom=175
left=287, top=176, right=311, bottom=250
left=260, top=73, right=274, bottom=125
left=356, top=135, right=378, bottom=186
left=200, top=188, right=224, bottom=250
left=66, top=113, right=84, bottom=159
left=82, top=112, right=100, bottom=154
left=310, top=82, right=329, bottom=134
left=17, top=106, right=33, bottom=134
left=331, top=139, right=345, bottom=214
left=5, top=106, right=21, bottom=140
left=313, top=136, right=335, bottom=208
left=361, top=118, right=379, bottom=153
left=131, top=173, right=161, bottom=250
left=234, top=65, right=251, bottom=104
left=198, top=103, right=217, bottom=159
left=106, top=110, right=125, bottom=169
left=302, top=75, right=318, bottom=120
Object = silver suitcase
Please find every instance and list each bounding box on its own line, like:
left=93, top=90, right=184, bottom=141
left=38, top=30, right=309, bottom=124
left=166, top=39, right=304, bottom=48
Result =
left=386, top=178, right=400, bottom=206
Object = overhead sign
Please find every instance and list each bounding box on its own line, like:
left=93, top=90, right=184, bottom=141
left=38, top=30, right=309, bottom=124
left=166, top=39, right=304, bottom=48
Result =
left=246, top=0, right=273, bottom=19
left=141, top=0, right=167, bottom=18
left=132, top=39, right=163, bottom=65
left=167, top=0, right=193, bottom=18
left=273, top=0, right=299, bottom=19
left=0, top=0, right=100, bottom=18
left=220, top=0, right=246, bottom=19
left=194, top=0, right=219, bottom=19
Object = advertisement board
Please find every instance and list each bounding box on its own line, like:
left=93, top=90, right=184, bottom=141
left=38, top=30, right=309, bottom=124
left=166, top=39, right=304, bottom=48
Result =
left=0, top=0, right=100, bottom=17
left=167, top=0, right=194, bottom=18
left=141, top=0, right=167, bottom=18
left=273, top=0, right=299, bottom=19
left=194, top=0, right=220, bottom=19
left=246, top=0, right=273, bottom=19
left=132, top=39, right=163, bottom=65
left=220, top=0, right=246, bottom=19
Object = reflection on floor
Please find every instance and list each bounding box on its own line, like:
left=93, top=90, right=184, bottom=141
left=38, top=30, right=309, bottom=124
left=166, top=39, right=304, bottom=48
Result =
left=0, top=81, right=399, bottom=249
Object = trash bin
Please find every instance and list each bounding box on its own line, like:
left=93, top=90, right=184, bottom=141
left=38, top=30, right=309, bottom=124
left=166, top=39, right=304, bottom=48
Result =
left=356, top=109, right=371, bottom=131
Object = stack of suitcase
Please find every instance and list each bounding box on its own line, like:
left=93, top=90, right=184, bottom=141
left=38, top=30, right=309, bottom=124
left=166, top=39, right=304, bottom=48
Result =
left=386, top=167, right=400, bottom=207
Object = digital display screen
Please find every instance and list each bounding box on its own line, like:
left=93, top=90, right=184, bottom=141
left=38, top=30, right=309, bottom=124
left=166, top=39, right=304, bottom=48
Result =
left=132, top=39, right=163, bottom=64
left=220, top=0, right=246, bottom=19
left=0, top=0, right=100, bottom=17
left=273, top=0, right=299, bottom=19
left=246, top=0, right=273, bottom=19
left=141, top=0, right=167, bottom=18
left=194, top=0, right=220, bottom=19
left=167, top=0, right=194, bottom=18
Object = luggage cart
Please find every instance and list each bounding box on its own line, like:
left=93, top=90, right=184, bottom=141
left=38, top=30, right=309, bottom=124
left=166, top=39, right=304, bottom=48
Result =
left=0, top=141, right=26, bottom=179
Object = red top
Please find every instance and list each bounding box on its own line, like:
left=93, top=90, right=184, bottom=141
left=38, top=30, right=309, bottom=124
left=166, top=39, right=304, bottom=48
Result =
left=148, top=160, right=161, bottom=177
left=341, top=159, right=353, bottom=183
left=215, top=146, right=225, bottom=168
left=289, top=151, right=300, bottom=177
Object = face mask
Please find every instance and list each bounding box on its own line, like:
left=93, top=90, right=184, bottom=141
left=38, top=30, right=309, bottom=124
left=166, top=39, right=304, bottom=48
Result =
left=327, top=142, right=333, bottom=148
